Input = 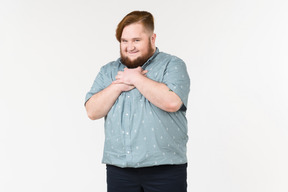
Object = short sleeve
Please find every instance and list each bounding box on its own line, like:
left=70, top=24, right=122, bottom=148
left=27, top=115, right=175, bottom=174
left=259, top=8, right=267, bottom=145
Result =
left=162, top=56, right=190, bottom=109
left=84, top=66, right=111, bottom=105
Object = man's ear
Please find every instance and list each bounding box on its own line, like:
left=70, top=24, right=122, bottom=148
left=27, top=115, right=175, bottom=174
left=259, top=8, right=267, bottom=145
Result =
left=151, top=33, right=156, bottom=44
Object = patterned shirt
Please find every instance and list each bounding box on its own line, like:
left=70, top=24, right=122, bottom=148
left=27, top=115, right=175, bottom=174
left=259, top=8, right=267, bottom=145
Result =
left=85, top=48, right=190, bottom=168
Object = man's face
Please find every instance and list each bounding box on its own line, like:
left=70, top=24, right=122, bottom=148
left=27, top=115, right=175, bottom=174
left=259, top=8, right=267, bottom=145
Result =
left=120, top=23, right=156, bottom=68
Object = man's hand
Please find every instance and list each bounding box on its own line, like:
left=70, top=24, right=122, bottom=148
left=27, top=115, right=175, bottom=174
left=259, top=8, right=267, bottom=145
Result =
left=114, top=83, right=135, bottom=92
left=113, top=67, right=148, bottom=85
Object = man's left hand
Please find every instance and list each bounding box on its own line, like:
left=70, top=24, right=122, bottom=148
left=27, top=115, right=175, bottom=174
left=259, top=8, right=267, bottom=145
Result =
left=113, top=67, right=148, bottom=85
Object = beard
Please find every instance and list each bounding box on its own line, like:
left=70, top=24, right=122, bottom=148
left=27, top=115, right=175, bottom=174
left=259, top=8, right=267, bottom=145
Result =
left=120, top=42, right=155, bottom=68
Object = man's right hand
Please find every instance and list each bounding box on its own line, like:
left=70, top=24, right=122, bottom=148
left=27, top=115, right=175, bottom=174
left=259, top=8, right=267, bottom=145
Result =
left=85, top=83, right=133, bottom=120
left=113, top=81, right=135, bottom=92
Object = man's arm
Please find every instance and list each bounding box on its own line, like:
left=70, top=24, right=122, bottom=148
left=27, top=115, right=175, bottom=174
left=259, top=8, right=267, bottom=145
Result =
left=85, top=83, right=134, bottom=120
left=114, top=67, right=183, bottom=112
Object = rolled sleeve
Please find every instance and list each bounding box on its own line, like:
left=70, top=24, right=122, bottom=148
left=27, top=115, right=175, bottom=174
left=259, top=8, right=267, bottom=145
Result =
left=163, top=57, right=190, bottom=109
left=85, top=66, right=109, bottom=105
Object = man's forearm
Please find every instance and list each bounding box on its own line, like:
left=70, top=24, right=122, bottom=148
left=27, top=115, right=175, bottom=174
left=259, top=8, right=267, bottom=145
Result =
left=133, top=75, right=183, bottom=112
left=85, top=84, right=124, bottom=120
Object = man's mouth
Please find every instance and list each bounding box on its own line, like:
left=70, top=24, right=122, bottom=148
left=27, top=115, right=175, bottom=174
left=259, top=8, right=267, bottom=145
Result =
left=127, top=50, right=139, bottom=54
left=126, top=52, right=139, bottom=58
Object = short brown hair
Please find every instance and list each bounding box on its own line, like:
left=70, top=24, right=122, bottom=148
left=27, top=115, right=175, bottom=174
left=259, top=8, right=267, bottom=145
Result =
left=116, top=11, right=154, bottom=42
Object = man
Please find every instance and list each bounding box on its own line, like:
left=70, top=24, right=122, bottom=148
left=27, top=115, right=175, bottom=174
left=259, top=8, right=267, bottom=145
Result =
left=85, top=11, right=190, bottom=192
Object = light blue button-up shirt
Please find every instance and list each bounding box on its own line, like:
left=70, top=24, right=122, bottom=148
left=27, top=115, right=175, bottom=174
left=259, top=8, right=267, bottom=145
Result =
left=85, top=48, right=190, bottom=168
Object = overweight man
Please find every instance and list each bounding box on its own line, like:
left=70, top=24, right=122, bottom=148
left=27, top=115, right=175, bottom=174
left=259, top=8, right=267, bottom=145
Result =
left=85, top=10, right=190, bottom=192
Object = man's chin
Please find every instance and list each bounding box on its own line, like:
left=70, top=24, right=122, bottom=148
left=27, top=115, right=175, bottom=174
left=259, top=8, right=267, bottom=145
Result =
left=125, top=55, right=139, bottom=62
left=120, top=47, right=154, bottom=68
left=126, top=57, right=137, bottom=62
left=121, top=56, right=143, bottom=68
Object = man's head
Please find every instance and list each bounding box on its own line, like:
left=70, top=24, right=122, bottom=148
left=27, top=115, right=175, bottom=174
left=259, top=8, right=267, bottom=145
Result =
left=116, top=11, right=156, bottom=68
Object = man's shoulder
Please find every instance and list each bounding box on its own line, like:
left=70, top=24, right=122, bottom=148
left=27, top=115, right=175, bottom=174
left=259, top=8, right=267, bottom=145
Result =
left=157, top=51, right=172, bottom=58
left=100, top=59, right=121, bottom=71
left=156, top=51, right=185, bottom=64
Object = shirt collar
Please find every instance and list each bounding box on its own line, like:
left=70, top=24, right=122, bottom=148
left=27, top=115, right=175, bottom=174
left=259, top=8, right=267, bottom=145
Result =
left=142, top=47, right=159, bottom=68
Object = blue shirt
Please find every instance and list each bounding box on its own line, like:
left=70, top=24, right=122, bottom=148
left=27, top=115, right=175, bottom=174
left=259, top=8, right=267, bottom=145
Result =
left=85, top=48, right=190, bottom=168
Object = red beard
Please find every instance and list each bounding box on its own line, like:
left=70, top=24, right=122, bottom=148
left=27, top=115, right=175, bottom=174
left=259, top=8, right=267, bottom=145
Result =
left=120, top=43, right=155, bottom=68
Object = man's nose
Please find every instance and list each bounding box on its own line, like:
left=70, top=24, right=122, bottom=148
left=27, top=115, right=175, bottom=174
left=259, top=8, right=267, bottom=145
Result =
left=127, top=42, right=135, bottom=51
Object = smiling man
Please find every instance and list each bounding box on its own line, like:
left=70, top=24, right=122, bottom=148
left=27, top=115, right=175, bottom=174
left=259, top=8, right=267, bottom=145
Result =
left=119, top=22, right=155, bottom=68
left=85, top=11, right=190, bottom=192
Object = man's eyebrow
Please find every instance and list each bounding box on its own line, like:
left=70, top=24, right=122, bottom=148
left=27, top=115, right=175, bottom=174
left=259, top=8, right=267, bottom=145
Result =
left=121, top=37, right=142, bottom=41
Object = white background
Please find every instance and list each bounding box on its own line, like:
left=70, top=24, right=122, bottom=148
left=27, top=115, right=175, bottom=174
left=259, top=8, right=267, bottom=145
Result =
left=1, top=0, right=287, bottom=191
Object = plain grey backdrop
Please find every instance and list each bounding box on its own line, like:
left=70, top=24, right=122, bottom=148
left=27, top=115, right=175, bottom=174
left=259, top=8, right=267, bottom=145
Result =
left=1, top=0, right=287, bottom=191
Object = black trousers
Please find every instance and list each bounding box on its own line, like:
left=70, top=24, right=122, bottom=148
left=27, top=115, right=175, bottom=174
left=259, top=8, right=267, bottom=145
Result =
left=106, top=163, right=187, bottom=192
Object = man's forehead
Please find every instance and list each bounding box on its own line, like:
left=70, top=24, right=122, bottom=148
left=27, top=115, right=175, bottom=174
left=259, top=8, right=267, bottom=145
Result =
left=121, top=24, right=151, bottom=39
left=121, top=31, right=146, bottom=39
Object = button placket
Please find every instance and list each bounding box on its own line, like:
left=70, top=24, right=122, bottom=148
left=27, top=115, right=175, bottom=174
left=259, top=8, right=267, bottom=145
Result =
left=124, top=93, right=132, bottom=163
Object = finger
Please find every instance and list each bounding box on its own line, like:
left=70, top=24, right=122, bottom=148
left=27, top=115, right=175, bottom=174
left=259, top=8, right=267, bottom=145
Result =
left=115, top=73, right=122, bottom=80
left=113, top=80, right=122, bottom=84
